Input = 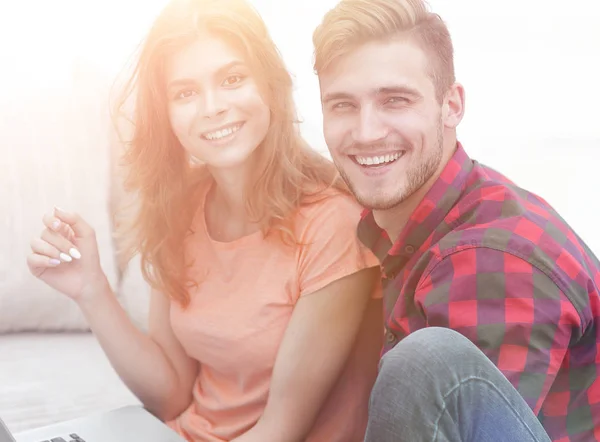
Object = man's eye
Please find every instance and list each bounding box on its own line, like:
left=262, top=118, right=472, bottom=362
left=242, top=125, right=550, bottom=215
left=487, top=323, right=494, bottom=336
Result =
left=386, top=97, right=409, bottom=104
left=223, top=75, right=244, bottom=86
left=333, top=102, right=353, bottom=110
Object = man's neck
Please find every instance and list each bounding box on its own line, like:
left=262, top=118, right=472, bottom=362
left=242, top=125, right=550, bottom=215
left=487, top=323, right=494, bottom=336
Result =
left=374, top=139, right=458, bottom=243
left=373, top=184, right=428, bottom=244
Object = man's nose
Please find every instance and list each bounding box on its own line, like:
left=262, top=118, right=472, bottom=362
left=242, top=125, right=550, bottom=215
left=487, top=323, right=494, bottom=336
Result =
left=352, top=104, right=388, bottom=145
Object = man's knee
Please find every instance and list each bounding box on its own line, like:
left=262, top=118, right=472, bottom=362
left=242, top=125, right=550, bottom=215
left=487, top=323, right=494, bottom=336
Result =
left=380, top=327, right=484, bottom=376
left=368, top=328, right=477, bottom=438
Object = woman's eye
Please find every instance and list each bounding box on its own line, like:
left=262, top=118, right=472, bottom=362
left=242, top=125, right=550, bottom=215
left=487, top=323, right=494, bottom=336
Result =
left=223, top=75, right=244, bottom=86
left=175, top=89, right=196, bottom=100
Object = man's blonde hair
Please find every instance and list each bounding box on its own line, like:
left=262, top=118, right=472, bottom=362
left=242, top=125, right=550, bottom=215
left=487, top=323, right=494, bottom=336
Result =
left=313, top=0, right=455, bottom=101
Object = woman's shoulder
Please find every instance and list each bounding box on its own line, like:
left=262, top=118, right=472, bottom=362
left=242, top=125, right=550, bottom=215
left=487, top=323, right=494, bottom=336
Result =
left=294, top=187, right=364, bottom=234
left=302, top=185, right=362, bottom=210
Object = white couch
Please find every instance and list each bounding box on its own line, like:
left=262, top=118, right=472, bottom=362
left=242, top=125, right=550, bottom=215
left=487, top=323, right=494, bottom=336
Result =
left=0, top=60, right=149, bottom=433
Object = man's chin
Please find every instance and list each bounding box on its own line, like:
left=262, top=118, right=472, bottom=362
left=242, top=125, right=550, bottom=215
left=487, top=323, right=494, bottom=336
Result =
left=352, top=189, right=406, bottom=211
left=337, top=167, right=406, bottom=209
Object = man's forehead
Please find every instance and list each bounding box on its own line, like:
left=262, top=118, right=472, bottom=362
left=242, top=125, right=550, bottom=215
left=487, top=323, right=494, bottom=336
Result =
left=318, top=39, right=431, bottom=96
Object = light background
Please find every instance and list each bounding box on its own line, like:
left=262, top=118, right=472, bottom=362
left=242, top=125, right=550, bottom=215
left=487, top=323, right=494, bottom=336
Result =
left=1, top=0, right=599, bottom=251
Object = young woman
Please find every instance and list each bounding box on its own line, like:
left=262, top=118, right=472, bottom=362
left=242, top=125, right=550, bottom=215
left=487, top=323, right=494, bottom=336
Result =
left=26, top=0, right=383, bottom=440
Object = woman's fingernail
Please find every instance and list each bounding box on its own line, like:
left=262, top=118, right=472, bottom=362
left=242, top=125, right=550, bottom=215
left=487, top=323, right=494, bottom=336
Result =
left=52, top=219, right=61, bottom=230
left=59, top=252, right=72, bottom=262
left=49, top=258, right=61, bottom=266
left=69, top=247, right=81, bottom=259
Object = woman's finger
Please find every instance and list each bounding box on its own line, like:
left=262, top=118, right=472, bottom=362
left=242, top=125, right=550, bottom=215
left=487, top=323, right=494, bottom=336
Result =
left=27, top=252, right=61, bottom=272
left=40, top=228, right=81, bottom=262
left=41, top=212, right=73, bottom=238
left=42, top=212, right=63, bottom=233
left=53, top=207, right=95, bottom=239
left=30, top=237, right=62, bottom=261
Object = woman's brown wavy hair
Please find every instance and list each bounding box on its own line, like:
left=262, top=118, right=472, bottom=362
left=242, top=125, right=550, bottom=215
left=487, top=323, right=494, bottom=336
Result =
left=111, top=0, right=348, bottom=307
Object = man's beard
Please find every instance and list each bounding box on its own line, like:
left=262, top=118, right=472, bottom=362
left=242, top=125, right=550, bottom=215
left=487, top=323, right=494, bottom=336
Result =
left=336, top=123, right=444, bottom=211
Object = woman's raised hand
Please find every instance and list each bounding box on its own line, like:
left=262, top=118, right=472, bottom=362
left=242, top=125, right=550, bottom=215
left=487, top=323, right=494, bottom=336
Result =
left=27, top=207, right=108, bottom=302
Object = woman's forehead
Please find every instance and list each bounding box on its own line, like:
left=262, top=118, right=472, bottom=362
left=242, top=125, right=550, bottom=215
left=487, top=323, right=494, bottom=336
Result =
left=165, top=36, right=246, bottom=78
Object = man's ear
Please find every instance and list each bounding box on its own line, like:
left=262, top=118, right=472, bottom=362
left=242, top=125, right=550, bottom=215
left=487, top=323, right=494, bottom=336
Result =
left=443, top=83, right=465, bottom=129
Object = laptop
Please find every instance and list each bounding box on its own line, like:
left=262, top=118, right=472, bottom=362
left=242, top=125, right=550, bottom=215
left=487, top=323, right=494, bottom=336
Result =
left=0, top=406, right=185, bottom=442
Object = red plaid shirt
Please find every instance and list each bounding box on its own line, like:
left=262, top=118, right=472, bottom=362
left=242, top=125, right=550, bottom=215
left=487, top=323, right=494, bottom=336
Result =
left=358, top=143, right=600, bottom=442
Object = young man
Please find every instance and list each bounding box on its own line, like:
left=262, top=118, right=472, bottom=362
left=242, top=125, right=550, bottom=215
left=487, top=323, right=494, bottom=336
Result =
left=313, top=1, right=600, bottom=441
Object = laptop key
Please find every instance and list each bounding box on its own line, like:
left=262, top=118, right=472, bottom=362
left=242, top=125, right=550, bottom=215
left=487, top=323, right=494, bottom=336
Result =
left=39, top=435, right=86, bottom=442
left=36, top=433, right=85, bottom=442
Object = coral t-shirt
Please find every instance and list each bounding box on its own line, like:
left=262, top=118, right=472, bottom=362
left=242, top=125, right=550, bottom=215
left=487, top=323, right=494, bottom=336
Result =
left=167, top=184, right=383, bottom=441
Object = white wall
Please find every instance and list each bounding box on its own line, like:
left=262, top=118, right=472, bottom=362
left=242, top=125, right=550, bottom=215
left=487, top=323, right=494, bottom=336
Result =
left=1, top=0, right=599, bottom=252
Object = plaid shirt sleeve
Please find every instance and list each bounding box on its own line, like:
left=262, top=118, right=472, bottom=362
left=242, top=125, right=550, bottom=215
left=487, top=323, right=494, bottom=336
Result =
left=415, top=246, right=582, bottom=416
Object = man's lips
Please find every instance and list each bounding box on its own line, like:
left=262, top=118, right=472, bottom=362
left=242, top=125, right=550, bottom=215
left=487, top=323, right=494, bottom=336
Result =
left=350, top=150, right=406, bottom=166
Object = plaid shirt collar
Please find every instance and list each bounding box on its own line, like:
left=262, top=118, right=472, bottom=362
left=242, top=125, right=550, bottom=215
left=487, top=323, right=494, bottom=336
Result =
left=357, top=142, right=474, bottom=277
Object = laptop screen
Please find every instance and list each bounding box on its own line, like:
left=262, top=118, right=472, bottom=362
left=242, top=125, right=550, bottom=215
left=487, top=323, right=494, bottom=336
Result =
left=0, top=417, right=16, bottom=442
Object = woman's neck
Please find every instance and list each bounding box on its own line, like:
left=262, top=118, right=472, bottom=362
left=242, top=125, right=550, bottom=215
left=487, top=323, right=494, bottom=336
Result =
left=205, top=164, right=261, bottom=241
left=209, top=170, right=247, bottom=219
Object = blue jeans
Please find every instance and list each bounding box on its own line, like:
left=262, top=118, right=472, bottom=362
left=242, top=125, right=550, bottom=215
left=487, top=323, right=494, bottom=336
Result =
left=364, top=327, right=552, bottom=442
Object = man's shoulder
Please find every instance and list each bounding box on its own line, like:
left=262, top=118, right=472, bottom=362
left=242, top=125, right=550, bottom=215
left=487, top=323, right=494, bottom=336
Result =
left=428, top=161, right=599, bottom=311
left=445, top=160, right=575, bottom=253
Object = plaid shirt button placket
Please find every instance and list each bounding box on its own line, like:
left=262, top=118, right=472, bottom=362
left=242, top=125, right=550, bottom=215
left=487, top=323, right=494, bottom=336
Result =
left=385, top=330, right=397, bottom=345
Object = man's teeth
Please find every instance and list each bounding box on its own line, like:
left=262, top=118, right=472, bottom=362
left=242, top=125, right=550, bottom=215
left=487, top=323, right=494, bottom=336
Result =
left=203, top=124, right=241, bottom=140
left=355, top=152, right=403, bottom=166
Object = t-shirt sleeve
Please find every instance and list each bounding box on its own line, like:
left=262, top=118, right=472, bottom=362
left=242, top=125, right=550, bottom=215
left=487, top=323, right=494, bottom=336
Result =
left=295, top=193, right=381, bottom=301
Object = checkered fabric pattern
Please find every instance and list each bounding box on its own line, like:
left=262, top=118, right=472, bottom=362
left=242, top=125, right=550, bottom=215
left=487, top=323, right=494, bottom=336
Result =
left=358, top=143, right=600, bottom=442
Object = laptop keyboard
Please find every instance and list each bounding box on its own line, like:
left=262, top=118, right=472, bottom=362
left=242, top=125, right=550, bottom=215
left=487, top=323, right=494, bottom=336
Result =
left=37, top=434, right=86, bottom=442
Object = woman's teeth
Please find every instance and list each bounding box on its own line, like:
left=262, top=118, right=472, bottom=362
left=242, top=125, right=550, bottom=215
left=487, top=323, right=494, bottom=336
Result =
left=203, top=124, right=242, bottom=140
left=355, top=151, right=404, bottom=166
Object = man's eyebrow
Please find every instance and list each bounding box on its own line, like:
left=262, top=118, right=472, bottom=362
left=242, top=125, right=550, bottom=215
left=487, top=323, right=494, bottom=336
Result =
left=322, top=91, right=355, bottom=103
left=167, top=60, right=247, bottom=89
left=376, top=86, right=422, bottom=97
left=322, top=85, right=422, bottom=103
